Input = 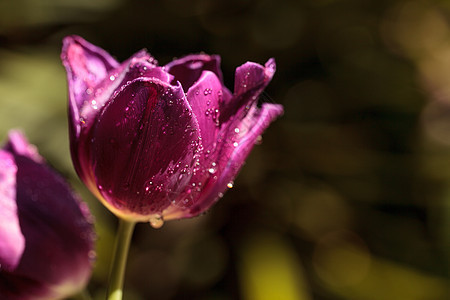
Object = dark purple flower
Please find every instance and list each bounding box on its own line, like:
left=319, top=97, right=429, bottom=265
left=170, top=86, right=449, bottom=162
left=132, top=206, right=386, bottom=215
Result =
left=0, top=131, right=95, bottom=300
left=61, top=35, right=283, bottom=224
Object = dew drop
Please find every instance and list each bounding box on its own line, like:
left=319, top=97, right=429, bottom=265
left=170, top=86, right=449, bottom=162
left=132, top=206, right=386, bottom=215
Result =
left=233, top=142, right=239, bottom=148
left=149, top=215, right=164, bottom=228
left=110, top=75, right=116, bottom=81
left=88, top=250, right=97, bottom=262
left=144, top=180, right=153, bottom=194
left=227, top=181, right=234, bottom=189
left=234, top=127, right=240, bottom=133
left=208, top=162, right=217, bottom=174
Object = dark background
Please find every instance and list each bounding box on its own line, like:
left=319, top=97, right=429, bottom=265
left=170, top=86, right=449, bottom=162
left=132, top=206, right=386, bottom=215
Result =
left=0, top=0, right=449, bottom=299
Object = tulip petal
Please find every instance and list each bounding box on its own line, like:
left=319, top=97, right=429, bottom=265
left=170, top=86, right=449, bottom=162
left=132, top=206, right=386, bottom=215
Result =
left=61, top=35, right=120, bottom=126
left=0, top=151, right=24, bottom=271
left=78, top=56, right=172, bottom=130
left=185, top=103, right=283, bottom=217
left=186, top=71, right=233, bottom=150
left=90, top=78, right=201, bottom=219
left=62, top=35, right=121, bottom=182
left=123, top=60, right=172, bottom=85
left=3, top=130, right=43, bottom=163
left=166, top=54, right=224, bottom=90
left=220, top=59, right=276, bottom=124
left=234, top=59, right=276, bottom=96
left=62, top=36, right=171, bottom=187
left=0, top=132, right=95, bottom=299
left=164, top=60, right=280, bottom=218
left=9, top=155, right=94, bottom=297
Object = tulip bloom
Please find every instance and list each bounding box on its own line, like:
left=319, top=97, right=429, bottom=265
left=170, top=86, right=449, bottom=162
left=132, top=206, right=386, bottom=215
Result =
left=0, top=131, right=95, bottom=300
left=61, top=35, right=283, bottom=225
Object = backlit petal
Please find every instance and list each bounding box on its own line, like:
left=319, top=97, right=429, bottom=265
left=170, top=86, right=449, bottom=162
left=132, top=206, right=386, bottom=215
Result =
left=90, top=78, right=200, bottom=219
left=166, top=54, right=223, bottom=90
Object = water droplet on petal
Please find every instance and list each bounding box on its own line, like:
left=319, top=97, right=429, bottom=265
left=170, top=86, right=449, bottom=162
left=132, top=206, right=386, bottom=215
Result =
left=208, top=162, right=217, bottom=174
left=144, top=180, right=154, bottom=194
left=149, top=215, right=164, bottom=228
left=233, top=142, right=239, bottom=148
left=110, top=75, right=116, bottom=81
left=227, top=181, right=234, bottom=189
left=88, top=250, right=97, bottom=262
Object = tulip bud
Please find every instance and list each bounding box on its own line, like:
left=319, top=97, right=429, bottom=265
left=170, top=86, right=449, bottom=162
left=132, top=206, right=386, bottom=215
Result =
left=61, top=35, right=283, bottom=225
left=0, top=131, right=95, bottom=300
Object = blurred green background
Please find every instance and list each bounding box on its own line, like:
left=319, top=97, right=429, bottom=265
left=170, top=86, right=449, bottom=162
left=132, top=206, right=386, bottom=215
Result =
left=0, top=0, right=449, bottom=299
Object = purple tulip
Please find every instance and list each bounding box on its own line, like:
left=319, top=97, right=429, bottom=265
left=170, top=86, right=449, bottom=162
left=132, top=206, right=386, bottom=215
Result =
left=61, top=35, right=283, bottom=225
left=0, top=131, right=95, bottom=300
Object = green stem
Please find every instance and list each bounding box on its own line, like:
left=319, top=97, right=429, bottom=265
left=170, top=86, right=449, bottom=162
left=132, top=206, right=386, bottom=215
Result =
left=106, top=218, right=136, bottom=300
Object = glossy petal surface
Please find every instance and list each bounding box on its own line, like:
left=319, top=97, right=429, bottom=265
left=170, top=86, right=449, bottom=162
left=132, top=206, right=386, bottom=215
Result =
left=220, top=59, right=276, bottom=124
left=91, top=79, right=200, bottom=219
left=0, top=151, right=23, bottom=271
left=166, top=54, right=223, bottom=90
left=61, top=35, right=119, bottom=135
left=186, top=71, right=227, bottom=149
left=0, top=131, right=95, bottom=300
